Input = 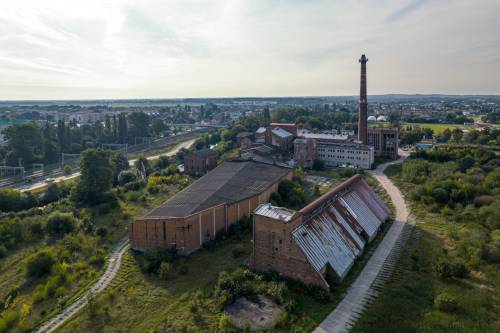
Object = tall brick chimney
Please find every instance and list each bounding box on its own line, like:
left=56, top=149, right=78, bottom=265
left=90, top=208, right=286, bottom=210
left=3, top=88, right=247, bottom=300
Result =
left=358, top=54, right=368, bottom=144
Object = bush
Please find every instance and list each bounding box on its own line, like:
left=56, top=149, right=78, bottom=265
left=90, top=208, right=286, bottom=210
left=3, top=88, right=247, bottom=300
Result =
left=46, top=212, right=77, bottom=237
left=141, top=249, right=176, bottom=273
left=96, top=227, right=108, bottom=238
left=118, top=170, right=137, bottom=185
left=158, top=262, right=172, bottom=280
left=434, top=257, right=469, bottom=279
left=178, top=264, right=189, bottom=275
left=231, top=244, right=246, bottom=258
left=26, top=250, right=56, bottom=278
left=0, top=245, right=6, bottom=258
left=434, top=292, right=459, bottom=312
left=63, top=164, right=72, bottom=176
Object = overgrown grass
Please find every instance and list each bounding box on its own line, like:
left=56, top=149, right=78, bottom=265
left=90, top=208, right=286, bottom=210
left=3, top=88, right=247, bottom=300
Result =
left=351, top=164, right=500, bottom=333
left=0, top=185, right=183, bottom=332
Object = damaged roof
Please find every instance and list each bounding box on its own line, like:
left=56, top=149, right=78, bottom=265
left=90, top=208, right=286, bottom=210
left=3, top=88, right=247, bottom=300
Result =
left=292, top=175, right=390, bottom=279
left=145, top=161, right=291, bottom=218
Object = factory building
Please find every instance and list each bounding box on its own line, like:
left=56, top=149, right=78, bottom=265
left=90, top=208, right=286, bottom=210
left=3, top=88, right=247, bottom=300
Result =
left=130, top=160, right=293, bottom=254
left=251, top=174, right=390, bottom=290
left=184, top=149, right=218, bottom=176
left=294, top=133, right=374, bottom=169
left=367, top=127, right=399, bottom=160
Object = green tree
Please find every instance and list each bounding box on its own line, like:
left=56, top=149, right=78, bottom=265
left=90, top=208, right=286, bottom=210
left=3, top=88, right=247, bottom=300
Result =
left=152, top=118, right=167, bottom=136
left=72, top=149, right=114, bottom=205
left=3, top=123, right=44, bottom=165
left=111, top=152, right=130, bottom=184
left=127, top=112, right=151, bottom=142
left=118, top=113, right=128, bottom=144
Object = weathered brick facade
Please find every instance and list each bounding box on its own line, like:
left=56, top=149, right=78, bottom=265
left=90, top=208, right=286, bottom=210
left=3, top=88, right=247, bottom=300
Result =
left=251, top=214, right=328, bottom=288
left=251, top=175, right=390, bottom=290
left=184, top=149, right=218, bottom=176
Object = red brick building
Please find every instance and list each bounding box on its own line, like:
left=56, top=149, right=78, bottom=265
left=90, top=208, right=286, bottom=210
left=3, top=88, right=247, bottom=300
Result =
left=251, top=175, right=390, bottom=290
left=184, top=149, right=218, bottom=176
left=130, top=161, right=293, bottom=255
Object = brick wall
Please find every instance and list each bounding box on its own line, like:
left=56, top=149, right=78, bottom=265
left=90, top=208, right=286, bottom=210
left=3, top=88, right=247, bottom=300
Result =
left=129, top=169, right=294, bottom=255
left=251, top=214, right=328, bottom=289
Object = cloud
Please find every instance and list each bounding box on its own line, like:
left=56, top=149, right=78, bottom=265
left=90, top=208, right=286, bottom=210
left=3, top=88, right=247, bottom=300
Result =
left=0, top=0, right=499, bottom=99
left=385, top=0, right=427, bottom=23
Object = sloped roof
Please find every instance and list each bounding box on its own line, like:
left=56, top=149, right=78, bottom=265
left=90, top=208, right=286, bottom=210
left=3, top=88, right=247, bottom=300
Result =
left=293, top=175, right=390, bottom=280
left=145, top=161, right=291, bottom=218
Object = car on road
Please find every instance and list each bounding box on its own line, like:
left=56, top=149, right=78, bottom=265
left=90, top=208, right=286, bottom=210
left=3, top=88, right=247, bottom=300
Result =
left=45, top=177, right=54, bottom=183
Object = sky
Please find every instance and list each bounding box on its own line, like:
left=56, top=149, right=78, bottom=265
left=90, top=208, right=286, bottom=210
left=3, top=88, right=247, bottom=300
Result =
left=0, top=0, right=499, bottom=100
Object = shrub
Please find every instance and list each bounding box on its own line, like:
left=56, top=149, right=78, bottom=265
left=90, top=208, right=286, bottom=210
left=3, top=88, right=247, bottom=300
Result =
left=46, top=212, right=77, bottom=237
left=118, top=170, right=137, bottom=185
left=474, top=195, right=495, bottom=207
left=158, top=262, right=172, bottom=280
left=96, top=227, right=108, bottom=238
left=231, top=244, right=245, bottom=258
left=217, top=314, right=235, bottom=333
left=178, top=264, right=189, bottom=275
left=63, top=164, right=72, bottom=176
left=141, top=249, right=176, bottom=273
left=26, top=250, right=56, bottom=278
left=434, top=257, right=469, bottom=279
left=434, top=292, right=459, bottom=312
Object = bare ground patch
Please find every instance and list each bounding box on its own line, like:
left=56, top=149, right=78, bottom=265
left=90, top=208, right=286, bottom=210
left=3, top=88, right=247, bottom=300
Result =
left=224, top=294, right=283, bottom=330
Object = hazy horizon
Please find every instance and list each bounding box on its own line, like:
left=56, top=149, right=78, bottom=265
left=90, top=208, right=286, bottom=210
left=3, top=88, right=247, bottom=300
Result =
left=1, top=0, right=499, bottom=100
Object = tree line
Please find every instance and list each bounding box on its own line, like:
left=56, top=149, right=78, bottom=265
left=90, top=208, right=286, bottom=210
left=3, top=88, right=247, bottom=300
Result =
left=0, top=112, right=169, bottom=166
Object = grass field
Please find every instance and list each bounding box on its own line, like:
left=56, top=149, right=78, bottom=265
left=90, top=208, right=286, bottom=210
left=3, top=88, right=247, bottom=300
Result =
left=351, top=164, right=500, bottom=333
left=368, top=121, right=472, bottom=135
left=403, top=123, right=465, bottom=135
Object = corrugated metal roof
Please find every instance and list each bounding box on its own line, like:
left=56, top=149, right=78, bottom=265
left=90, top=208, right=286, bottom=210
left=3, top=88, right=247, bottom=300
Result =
left=340, top=192, right=382, bottom=239
left=254, top=203, right=295, bottom=222
left=291, top=176, right=389, bottom=280
left=293, top=214, right=356, bottom=279
left=328, top=206, right=365, bottom=250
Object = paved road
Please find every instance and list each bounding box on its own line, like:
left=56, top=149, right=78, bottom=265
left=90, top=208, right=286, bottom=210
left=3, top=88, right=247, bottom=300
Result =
left=21, top=139, right=195, bottom=192
left=34, top=139, right=195, bottom=333
left=314, top=152, right=410, bottom=333
left=35, top=239, right=129, bottom=333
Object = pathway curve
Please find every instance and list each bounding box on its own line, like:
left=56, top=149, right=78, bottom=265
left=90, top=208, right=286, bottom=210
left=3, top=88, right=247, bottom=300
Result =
left=34, top=139, right=195, bottom=333
left=314, top=152, right=410, bottom=333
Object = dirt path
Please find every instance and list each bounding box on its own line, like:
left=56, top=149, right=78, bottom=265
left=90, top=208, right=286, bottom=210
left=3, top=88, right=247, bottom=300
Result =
left=314, top=152, right=410, bottom=333
left=35, top=239, right=129, bottom=333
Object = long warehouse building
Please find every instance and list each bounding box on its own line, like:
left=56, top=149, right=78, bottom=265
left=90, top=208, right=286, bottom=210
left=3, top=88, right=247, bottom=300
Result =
left=130, top=160, right=293, bottom=254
